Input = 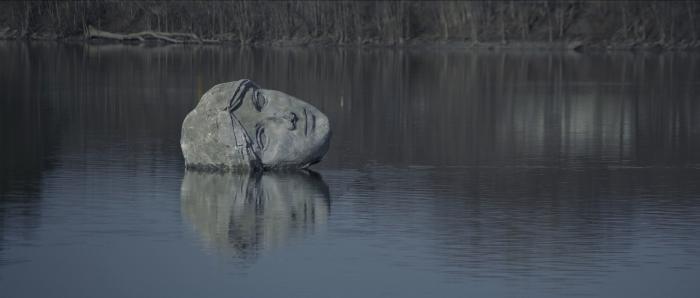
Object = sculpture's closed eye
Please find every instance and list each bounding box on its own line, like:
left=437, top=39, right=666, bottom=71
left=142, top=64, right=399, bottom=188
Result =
left=256, top=125, right=268, bottom=151
left=253, top=90, right=267, bottom=111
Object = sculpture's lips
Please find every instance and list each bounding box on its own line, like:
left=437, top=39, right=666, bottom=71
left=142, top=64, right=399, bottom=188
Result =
left=310, top=113, right=316, bottom=133
left=304, top=108, right=316, bottom=136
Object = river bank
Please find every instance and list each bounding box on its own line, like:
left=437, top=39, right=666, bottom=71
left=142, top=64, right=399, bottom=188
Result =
left=3, top=33, right=697, bottom=52
left=1, top=1, right=699, bottom=51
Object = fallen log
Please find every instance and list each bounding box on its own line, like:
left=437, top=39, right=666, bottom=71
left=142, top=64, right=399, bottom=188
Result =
left=85, top=26, right=219, bottom=44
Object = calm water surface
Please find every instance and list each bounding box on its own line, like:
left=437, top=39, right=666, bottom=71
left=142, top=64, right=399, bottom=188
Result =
left=1, top=42, right=700, bottom=297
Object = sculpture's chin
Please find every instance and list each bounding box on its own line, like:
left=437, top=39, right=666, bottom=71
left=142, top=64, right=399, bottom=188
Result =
left=308, top=132, right=331, bottom=166
left=263, top=142, right=331, bottom=169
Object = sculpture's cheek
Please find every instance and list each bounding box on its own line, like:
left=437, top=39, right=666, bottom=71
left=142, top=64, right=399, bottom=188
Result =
left=262, top=137, right=328, bottom=168
left=260, top=131, right=298, bottom=166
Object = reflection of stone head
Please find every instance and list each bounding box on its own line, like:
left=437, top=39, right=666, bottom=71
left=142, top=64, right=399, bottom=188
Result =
left=180, top=79, right=331, bottom=170
left=180, top=170, right=330, bottom=259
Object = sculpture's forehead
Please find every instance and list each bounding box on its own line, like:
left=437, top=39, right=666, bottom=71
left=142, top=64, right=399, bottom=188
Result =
left=260, top=89, right=310, bottom=105
left=260, top=89, right=284, bottom=96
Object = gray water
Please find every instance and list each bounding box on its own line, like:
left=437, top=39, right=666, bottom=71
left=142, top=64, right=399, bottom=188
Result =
left=1, top=42, right=700, bottom=297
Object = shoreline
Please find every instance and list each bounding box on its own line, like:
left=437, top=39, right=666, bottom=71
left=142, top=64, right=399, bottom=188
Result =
left=2, top=1, right=699, bottom=52
left=2, top=34, right=700, bottom=52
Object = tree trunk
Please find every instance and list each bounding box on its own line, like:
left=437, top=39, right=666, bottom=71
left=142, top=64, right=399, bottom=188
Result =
left=689, top=1, right=698, bottom=41
left=467, top=3, right=479, bottom=44
left=500, top=3, right=507, bottom=43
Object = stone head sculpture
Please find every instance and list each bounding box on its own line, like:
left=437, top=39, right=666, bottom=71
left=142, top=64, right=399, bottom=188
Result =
left=181, top=79, right=331, bottom=170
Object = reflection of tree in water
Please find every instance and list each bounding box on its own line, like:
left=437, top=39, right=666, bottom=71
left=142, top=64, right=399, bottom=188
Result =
left=330, top=166, right=700, bottom=282
left=7, top=43, right=697, bottom=170
left=220, top=49, right=700, bottom=168
left=0, top=43, right=64, bottom=265
left=0, top=42, right=213, bottom=265
left=3, top=44, right=697, bottom=169
left=181, top=170, right=330, bottom=262
left=0, top=41, right=208, bottom=266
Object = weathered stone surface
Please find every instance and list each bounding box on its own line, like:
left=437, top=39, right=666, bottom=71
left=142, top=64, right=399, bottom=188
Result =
left=180, top=170, right=329, bottom=257
left=180, top=79, right=331, bottom=170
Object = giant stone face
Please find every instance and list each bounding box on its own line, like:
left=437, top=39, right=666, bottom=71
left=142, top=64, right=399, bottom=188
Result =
left=181, top=80, right=331, bottom=170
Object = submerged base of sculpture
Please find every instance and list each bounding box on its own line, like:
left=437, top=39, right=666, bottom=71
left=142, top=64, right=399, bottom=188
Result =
left=181, top=79, right=331, bottom=171
left=184, top=163, right=262, bottom=173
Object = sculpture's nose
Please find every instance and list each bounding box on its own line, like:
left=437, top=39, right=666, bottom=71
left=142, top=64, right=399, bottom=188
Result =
left=273, top=111, right=298, bottom=130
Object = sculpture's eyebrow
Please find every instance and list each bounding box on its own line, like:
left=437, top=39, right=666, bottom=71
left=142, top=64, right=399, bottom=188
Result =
left=228, top=79, right=259, bottom=113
